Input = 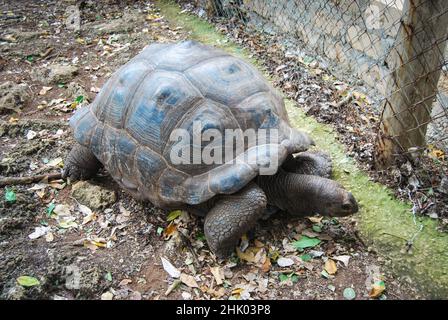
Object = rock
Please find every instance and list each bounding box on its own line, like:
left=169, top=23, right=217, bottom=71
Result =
left=65, top=5, right=81, bottom=32
left=0, top=81, right=30, bottom=114
left=439, top=176, right=448, bottom=194
left=129, top=291, right=142, bottom=300
left=101, top=291, right=114, bottom=300
left=1, top=283, right=26, bottom=300
left=277, top=257, right=294, bottom=267
left=46, top=64, right=78, bottom=84
left=66, top=82, right=88, bottom=101
left=181, top=291, right=192, bottom=300
left=64, top=264, right=103, bottom=296
left=71, top=181, right=116, bottom=210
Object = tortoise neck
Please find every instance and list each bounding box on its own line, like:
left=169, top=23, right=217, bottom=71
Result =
left=257, top=170, right=322, bottom=215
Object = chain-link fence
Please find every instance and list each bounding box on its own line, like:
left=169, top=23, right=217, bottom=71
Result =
left=193, top=0, right=448, bottom=156
left=179, top=0, right=448, bottom=223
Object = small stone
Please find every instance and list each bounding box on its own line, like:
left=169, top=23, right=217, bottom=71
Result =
left=26, top=130, right=37, bottom=140
left=71, top=181, right=116, bottom=210
left=0, top=81, right=30, bottom=114
left=129, top=291, right=142, bottom=300
left=101, top=291, right=114, bottom=300
left=181, top=291, right=192, bottom=300
left=64, top=264, right=102, bottom=294
left=223, top=268, right=233, bottom=279
left=46, top=64, right=78, bottom=84
left=277, top=257, right=294, bottom=267
left=65, top=5, right=81, bottom=32
left=439, top=176, right=448, bottom=194
left=3, top=284, right=26, bottom=300
left=428, top=212, right=438, bottom=219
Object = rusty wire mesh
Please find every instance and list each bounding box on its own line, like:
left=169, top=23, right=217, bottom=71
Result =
left=179, top=0, right=448, bottom=223
left=190, top=0, right=448, bottom=155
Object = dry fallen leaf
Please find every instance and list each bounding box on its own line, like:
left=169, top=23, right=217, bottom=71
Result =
left=308, top=216, right=323, bottom=223
left=8, top=117, right=19, bottom=124
left=236, top=247, right=261, bottom=263
left=369, top=281, right=386, bottom=298
left=116, top=214, right=130, bottom=224
left=207, top=287, right=226, bottom=298
left=36, top=189, right=46, bottom=199
left=78, top=204, right=92, bottom=216
left=161, top=256, right=180, bottom=278
left=210, top=266, right=224, bottom=285
left=231, top=288, right=244, bottom=296
left=48, top=181, right=65, bottom=189
left=47, top=157, right=63, bottom=167
left=180, top=273, right=199, bottom=288
left=430, top=148, right=445, bottom=160
left=28, top=226, right=50, bottom=240
left=261, top=257, right=272, bottom=273
left=82, top=212, right=97, bottom=225
left=324, top=259, right=337, bottom=275
left=45, top=232, right=54, bottom=242
left=254, top=247, right=267, bottom=265
left=254, top=239, right=265, bottom=248
left=83, top=242, right=99, bottom=252
left=333, top=255, right=351, bottom=267
left=118, top=279, right=132, bottom=287
left=119, top=204, right=131, bottom=217
left=39, top=86, right=52, bottom=95
left=83, top=238, right=106, bottom=252
left=53, top=204, right=71, bottom=216
left=163, top=222, right=177, bottom=239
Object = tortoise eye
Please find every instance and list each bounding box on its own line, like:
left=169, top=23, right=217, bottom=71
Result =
left=342, top=203, right=352, bottom=210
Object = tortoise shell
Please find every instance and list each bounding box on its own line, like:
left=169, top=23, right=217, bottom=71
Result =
left=70, top=41, right=310, bottom=207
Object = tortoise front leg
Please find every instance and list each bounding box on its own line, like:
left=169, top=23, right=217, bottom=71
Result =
left=282, top=151, right=333, bottom=178
left=204, top=182, right=267, bottom=258
left=62, top=143, right=102, bottom=181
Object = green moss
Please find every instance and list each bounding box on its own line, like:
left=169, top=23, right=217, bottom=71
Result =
left=156, top=0, right=448, bottom=297
left=286, top=103, right=448, bottom=298
left=156, top=0, right=260, bottom=65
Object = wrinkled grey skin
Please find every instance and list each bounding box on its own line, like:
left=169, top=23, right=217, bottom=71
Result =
left=64, top=148, right=358, bottom=258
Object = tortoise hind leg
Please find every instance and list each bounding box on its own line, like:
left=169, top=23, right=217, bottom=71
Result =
left=204, top=183, right=267, bottom=258
left=282, top=151, right=332, bottom=178
left=62, top=143, right=102, bottom=181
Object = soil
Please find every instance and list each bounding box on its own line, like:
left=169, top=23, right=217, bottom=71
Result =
left=0, top=0, right=423, bottom=300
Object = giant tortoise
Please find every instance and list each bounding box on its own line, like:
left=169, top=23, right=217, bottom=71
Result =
left=63, top=40, right=358, bottom=257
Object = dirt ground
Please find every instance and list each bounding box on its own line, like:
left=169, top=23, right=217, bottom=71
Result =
left=0, top=0, right=423, bottom=300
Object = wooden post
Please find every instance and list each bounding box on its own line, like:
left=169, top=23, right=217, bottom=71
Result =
left=375, top=0, right=448, bottom=167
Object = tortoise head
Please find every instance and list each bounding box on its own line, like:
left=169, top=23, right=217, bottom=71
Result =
left=316, top=184, right=359, bottom=217
left=264, top=173, right=359, bottom=218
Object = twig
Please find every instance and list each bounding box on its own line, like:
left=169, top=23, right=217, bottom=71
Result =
left=0, top=173, right=62, bottom=187
left=178, top=230, right=201, bottom=269
left=354, top=230, right=367, bottom=248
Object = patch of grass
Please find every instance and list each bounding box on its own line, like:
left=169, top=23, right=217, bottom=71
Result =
left=157, top=0, right=256, bottom=63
